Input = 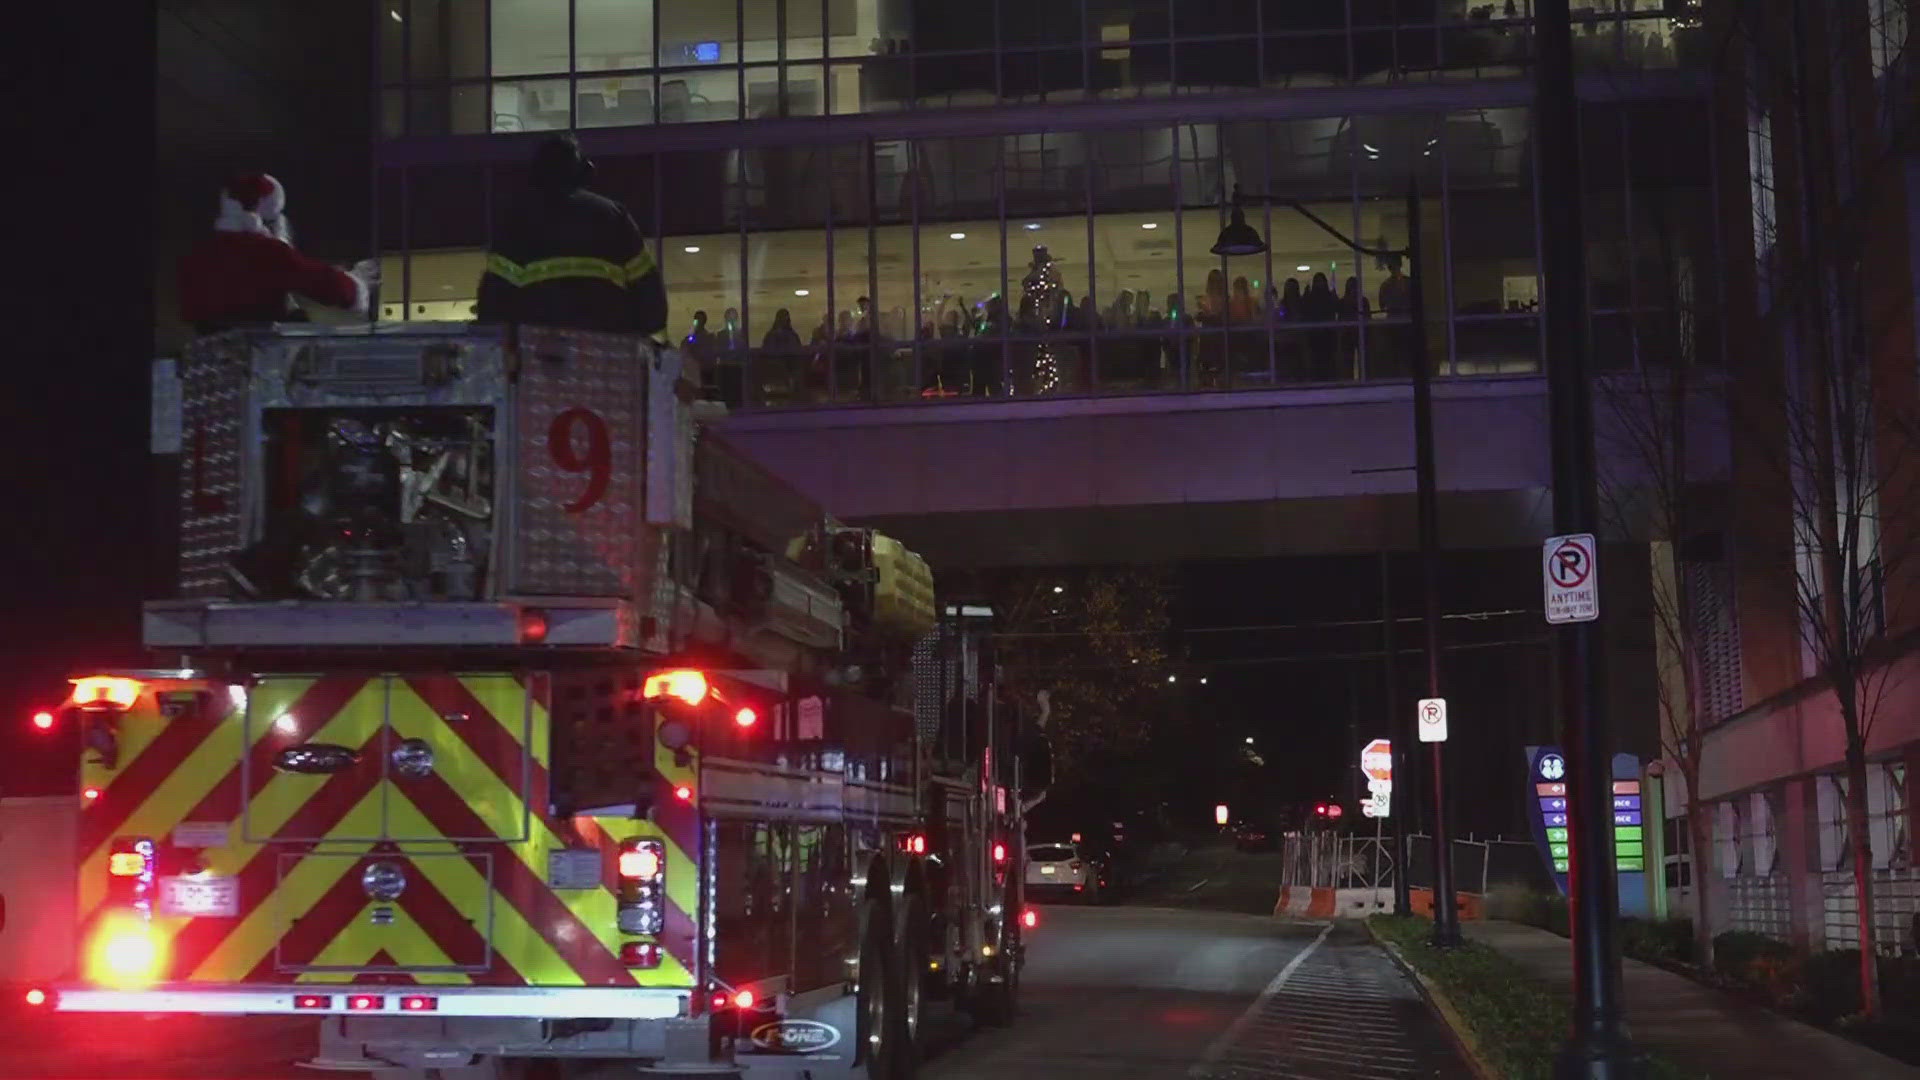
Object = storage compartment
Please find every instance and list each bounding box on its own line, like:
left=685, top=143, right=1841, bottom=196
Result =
left=232, top=406, right=496, bottom=601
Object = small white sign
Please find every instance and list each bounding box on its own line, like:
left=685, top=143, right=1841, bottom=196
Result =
left=1363, top=777, right=1393, bottom=818
left=158, top=874, right=240, bottom=918
left=1544, top=533, right=1600, bottom=624
left=171, top=821, right=231, bottom=849
left=1418, top=697, right=1448, bottom=743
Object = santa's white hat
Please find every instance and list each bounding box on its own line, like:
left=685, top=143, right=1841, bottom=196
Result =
left=215, top=173, right=287, bottom=236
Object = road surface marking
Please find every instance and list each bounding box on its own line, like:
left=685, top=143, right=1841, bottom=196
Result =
left=1187, top=922, right=1333, bottom=1077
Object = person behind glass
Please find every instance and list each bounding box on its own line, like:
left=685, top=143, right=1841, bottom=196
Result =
left=1275, top=278, right=1306, bottom=379
left=1377, top=257, right=1412, bottom=378
left=1339, top=276, right=1368, bottom=379
left=1304, top=273, right=1339, bottom=380
left=475, top=135, right=666, bottom=338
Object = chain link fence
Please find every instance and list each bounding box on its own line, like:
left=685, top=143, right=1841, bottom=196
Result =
left=1280, top=831, right=1550, bottom=894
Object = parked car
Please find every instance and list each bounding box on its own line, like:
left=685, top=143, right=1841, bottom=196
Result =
left=1025, top=841, right=1106, bottom=902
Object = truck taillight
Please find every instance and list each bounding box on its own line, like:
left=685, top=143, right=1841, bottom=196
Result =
left=31, top=711, right=54, bottom=731
left=70, top=676, right=142, bottom=710
left=992, top=842, right=1007, bottom=864
left=617, top=839, right=666, bottom=935
left=1068, top=860, right=1083, bottom=871
left=619, top=844, right=662, bottom=883
left=517, top=608, right=550, bottom=644
left=86, top=913, right=166, bottom=989
left=643, top=669, right=709, bottom=707
left=620, top=942, right=662, bottom=968
left=108, top=852, right=147, bottom=877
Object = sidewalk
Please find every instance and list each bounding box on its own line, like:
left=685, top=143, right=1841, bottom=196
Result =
left=1466, top=920, right=1915, bottom=1079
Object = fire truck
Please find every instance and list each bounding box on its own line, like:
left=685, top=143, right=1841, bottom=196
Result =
left=37, top=324, right=1033, bottom=1079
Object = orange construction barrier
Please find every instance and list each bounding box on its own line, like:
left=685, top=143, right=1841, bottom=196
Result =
left=1409, top=887, right=1484, bottom=921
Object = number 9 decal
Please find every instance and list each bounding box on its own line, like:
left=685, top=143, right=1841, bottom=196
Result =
left=547, top=408, right=612, bottom=513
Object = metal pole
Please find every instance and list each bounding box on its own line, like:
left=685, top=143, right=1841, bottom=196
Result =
left=1407, top=173, right=1459, bottom=949
left=1535, top=0, right=1639, bottom=1074
left=1383, top=549, right=1412, bottom=915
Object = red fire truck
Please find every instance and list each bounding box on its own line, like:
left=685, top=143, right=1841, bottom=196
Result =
left=34, top=324, right=1033, bottom=1079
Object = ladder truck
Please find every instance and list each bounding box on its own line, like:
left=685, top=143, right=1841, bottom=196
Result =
left=33, top=323, right=1031, bottom=1079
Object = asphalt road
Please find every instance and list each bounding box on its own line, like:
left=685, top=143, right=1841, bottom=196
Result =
left=0, top=904, right=1468, bottom=1079
left=922, top=905, right=1471, bottom=1080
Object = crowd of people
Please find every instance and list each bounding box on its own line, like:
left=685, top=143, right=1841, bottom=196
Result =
left=676, top=256, right=1422, bottom=405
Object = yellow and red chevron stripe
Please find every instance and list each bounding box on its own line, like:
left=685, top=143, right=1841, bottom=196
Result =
left=78, top=672, right=697, bottom=991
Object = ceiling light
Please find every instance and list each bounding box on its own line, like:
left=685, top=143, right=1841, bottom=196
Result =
left=683, top=245, right=700, bottom=253
left=1296, top=264, right=1311, bottom=272
left=1140, top=222, right=1158, bottom=230
left=1025, top=222, right=1042, bottom=231
left=949, top=232, right=966, bottom=240
left=794, top=289, right=810, bottom=297
left=390, top=9, right=403, bottom=22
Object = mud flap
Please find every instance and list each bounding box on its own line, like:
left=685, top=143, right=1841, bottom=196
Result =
left=734, top=989, right=866, bottom=1079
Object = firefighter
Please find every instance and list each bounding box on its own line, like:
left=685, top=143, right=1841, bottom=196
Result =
left=178, top=173, right=379, bottom=335
left=475, top=135, right=667, bottom=336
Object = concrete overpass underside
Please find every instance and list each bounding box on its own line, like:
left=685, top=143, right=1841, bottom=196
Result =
left=715, top=376, right=1724, bottom=569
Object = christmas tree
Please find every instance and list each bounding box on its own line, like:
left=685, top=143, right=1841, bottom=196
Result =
left=1022, top=246, right=1061, bottom=393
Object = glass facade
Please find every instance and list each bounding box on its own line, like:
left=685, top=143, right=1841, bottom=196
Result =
left=374, top=1, right=1717, bottom=409
left=379, top=0, right=1709, bottom=136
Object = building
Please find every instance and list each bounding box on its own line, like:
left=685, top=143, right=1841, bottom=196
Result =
left=1662, top=0, right=1920, bottom=955
left=365, top=1, right=1716, bottom=404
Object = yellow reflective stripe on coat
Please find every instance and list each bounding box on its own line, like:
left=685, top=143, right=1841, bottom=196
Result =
left=486, top=252, right=653, bottom=288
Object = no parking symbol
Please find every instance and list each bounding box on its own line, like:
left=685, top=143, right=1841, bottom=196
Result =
left=1543, top=533, right=1599, bottom=624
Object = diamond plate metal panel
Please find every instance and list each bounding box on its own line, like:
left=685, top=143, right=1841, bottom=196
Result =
left=177, top=334, right=250, bottom=597
left=509, top=327, right=651, bottom=598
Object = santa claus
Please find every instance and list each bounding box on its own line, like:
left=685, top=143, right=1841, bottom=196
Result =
left=177, top=173, right=380, bottom=334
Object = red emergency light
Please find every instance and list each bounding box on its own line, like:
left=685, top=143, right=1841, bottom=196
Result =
left=673, top=784, right=693, bottom=802
left=347, top=995, right=384, bottom=1012
left=400, top=996, right=438, bottom=1012
left=733, top=706, right=758, bottom=729
left=70, top=676, right=142, bottom=711
left=992, top=842, right=1007, bottom=864
left=31, top=711, right=54, bottom=731
left=293, top=995, right=331, bottom=1010
left=643, top=670, right=710, bottom=707
left=517, top=609, right=550, bottom=644
left=1021, top=908, right=1039, bottom=929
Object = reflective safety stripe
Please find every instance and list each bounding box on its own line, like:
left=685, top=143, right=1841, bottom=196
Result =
left=486, top=251, right=654, bottom=289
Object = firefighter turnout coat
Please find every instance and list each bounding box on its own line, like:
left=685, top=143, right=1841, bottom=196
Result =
left=476, top=187, right=667, bottom=336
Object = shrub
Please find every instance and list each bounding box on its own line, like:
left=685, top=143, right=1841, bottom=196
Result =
left=1796, top=949, right=1920, bottom=1022
left=1712, top=930, right=1793, bottom=980
left=1619, top=917, right=1696, bottom=965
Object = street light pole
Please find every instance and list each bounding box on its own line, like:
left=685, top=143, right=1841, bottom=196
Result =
left=1405, top=175, right=1460, bottom=949
left=1535, top=0, right=1640, bottom=1075
left=1213, top=174, right=1453, bottom=940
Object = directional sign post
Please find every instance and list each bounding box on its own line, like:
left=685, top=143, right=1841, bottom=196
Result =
left=1543, top=532, right=1599, bottom=624
left=1360, top=739, right=1393, bottom=818
left=1417, top=698, right=1448, bottom=743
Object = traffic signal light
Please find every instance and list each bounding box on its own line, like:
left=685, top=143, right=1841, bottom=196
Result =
left=1314, top=802, right=1329, bottom=817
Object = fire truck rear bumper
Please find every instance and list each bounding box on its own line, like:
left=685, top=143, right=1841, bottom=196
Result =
left=52, top=984, right=688, bottom=1019
left=143, top=598, right=639, bottom=649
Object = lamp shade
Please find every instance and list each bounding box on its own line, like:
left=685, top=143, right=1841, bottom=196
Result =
left=1211, top=203, right=1266, bottom=257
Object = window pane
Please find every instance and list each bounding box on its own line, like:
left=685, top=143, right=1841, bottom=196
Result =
left=1089, top=126, right=1178, bottom=392
left=577, top=0, right=656, bottom=71
left=995, top=0, right=1080, bottom=48
left=745, top=230, right=822, bottom=407
left=491, top=0, right=568, bottom=76
left=381, top=2, right=406, bottom=83
left=662, top=0, right=737, bottom=63
left=1625, top=99, right=1715, bottom=368
left=1261, top=2, right=1347, bottom=87
left=577, top=74, right=656, bottom=126
left=1447, top=107, right=1539, bottom=375
left=409, top=0, right=489, bottom=81
left=490, top=77, right=574, bottom=132
left=1581, top=102, right=1632, bottom=369
left=1352, top=114, right=1440, bottom=379
left=824, top=0, right=871, bottom=58
left=914, top=136, right=1006, bottom=398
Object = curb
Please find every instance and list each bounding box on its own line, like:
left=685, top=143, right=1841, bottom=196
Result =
left=1364, top=919, right=1498, bottom=1080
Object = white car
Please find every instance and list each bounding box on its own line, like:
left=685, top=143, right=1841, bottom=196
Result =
left=1025, top=842, right=1101, bottom=901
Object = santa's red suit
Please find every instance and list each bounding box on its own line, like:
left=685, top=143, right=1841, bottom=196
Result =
left=178, top=174, right=373, bottom=333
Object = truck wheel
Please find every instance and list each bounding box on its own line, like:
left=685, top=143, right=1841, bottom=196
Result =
left=896, top=893, right=932, bottom=1078
left=855, top=905, right=904, bottom=1080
